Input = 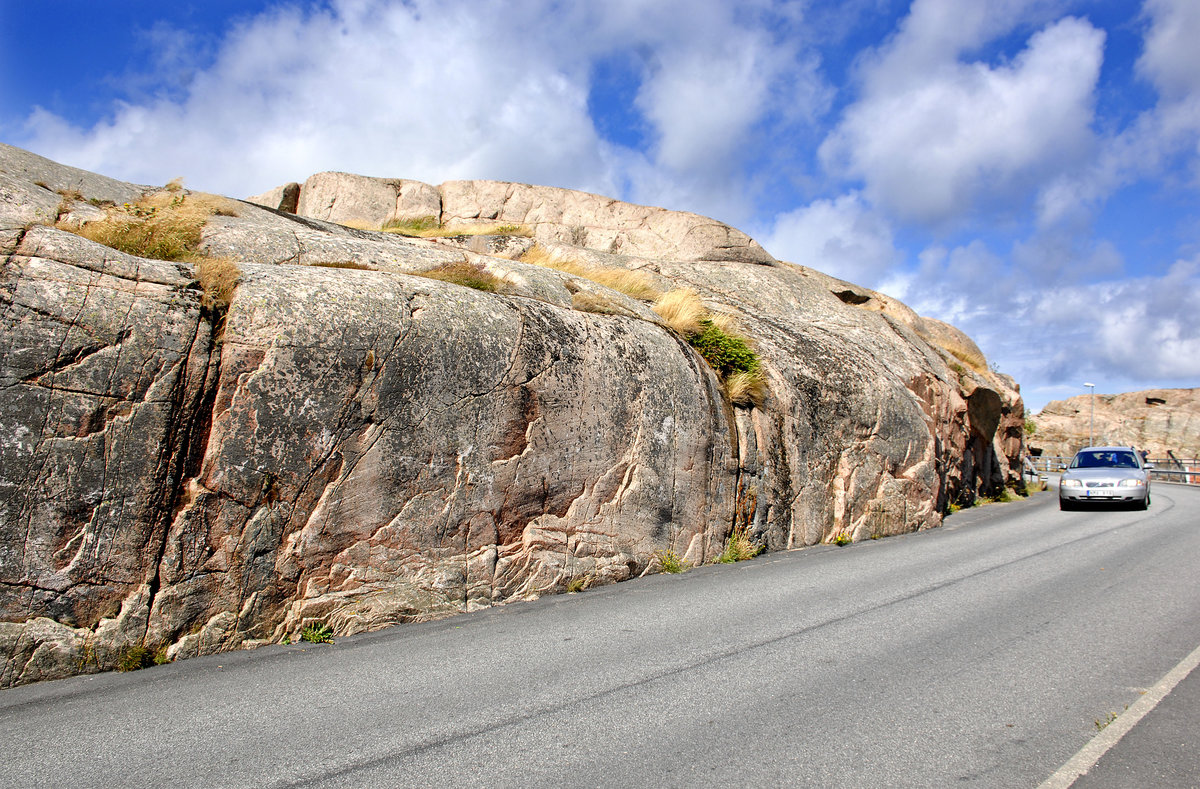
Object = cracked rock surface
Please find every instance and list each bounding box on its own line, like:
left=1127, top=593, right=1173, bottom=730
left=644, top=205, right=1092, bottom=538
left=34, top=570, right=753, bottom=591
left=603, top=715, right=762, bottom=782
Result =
left=1, top=143, right=1023, bottom=687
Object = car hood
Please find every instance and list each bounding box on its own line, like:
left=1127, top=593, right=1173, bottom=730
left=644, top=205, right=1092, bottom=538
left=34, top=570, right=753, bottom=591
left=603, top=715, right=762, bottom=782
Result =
left=1063, top=468, right=1147, bottom=482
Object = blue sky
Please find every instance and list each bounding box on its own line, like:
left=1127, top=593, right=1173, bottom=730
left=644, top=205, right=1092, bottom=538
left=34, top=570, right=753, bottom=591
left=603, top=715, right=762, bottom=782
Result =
left=3, top=0, right=1198, bottom=411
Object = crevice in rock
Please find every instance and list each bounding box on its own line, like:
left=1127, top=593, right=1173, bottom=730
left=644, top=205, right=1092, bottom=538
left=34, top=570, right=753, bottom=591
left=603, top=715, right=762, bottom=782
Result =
left=140, top=308, right=224, bottom=646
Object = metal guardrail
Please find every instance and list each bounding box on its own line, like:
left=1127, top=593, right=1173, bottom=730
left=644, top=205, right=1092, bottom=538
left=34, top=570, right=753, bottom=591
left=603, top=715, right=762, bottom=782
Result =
left=1025, top=456, right=1200, bottom=485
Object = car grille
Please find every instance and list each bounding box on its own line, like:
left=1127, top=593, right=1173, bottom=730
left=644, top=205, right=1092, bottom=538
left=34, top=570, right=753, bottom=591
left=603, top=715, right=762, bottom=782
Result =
left=1086, top=481, right=1114, bottom=488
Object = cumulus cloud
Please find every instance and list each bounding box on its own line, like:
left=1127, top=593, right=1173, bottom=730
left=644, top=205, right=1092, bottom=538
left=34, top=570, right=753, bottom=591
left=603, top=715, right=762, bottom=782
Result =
left=15, top=0, right=826, bottom=223
left=891, top=236, right=1199, bottom=408
left=820, top=0, right=1104, bottom=227
left=762, top=192, right=899, bottom=285
left=1036, top=0, right=1200, bottom=228
left=1030, top=257, right=1200, bottom=381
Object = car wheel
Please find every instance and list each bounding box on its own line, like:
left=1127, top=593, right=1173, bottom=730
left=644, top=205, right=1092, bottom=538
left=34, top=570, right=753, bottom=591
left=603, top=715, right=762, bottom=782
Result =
left=1139, top=493, right=1150, bottom=510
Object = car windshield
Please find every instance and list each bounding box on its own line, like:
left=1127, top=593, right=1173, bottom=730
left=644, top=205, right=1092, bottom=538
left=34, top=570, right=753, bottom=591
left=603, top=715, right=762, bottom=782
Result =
left=1071, top=451, right=1139, bottom=469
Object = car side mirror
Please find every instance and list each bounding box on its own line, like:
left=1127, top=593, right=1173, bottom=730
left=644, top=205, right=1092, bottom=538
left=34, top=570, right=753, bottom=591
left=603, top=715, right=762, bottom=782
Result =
left=1144, top=463, right=1155, bottom=470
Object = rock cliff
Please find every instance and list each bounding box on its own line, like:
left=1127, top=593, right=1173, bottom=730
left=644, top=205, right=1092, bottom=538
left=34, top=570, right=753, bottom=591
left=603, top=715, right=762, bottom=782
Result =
left=1030, top=388, right=1200, bottom=459
left=1, top=143, right=1023, bottom=687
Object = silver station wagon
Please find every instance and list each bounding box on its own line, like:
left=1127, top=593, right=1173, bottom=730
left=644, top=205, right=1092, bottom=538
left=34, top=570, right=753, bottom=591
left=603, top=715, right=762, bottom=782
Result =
left=1059, top=446, right=1152, bottom=510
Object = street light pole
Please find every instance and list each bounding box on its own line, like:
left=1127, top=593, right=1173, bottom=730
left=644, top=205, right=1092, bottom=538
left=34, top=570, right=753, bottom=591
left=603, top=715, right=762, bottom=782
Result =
left=1084, top=382, right=1095, bottom=446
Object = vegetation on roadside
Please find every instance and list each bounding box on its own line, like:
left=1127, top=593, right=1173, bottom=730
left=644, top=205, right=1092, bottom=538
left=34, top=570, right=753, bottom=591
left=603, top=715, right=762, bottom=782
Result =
left=655, top=549, right=690, bottom=574
left=117, top=644, right=170, bottom=672
left=300, top=623, right=334, bottom=644
left=717, top=526, right=762, bottom=563
left=832, top=530, right=853, bottom=546
left=566, top=574, right=593, bottom=593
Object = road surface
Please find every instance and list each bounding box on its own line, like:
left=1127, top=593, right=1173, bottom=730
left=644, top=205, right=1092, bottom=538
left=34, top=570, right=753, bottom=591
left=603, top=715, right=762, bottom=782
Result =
left=2, top=482, right=1197, bottom=787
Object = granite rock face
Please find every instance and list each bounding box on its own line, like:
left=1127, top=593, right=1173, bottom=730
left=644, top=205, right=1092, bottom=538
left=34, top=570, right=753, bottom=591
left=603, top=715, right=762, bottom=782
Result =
left=1, top=143, right=1023, bottom=686
left=1030, top=388, right=1200, bottom=459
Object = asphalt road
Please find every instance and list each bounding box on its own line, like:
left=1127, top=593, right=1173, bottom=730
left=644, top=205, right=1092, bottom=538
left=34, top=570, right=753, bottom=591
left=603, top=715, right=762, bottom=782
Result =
left=2, top=482, right=1198, bottom=788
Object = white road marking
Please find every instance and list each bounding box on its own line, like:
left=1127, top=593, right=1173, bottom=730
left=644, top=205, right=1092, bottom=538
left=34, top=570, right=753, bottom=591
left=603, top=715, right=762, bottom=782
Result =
left=1039, top=640, right=1200, bottom=788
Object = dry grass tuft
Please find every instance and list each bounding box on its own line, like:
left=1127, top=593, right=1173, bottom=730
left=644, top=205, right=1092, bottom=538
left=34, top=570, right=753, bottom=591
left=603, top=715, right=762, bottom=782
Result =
left=66, top=187, right=238, bottom=260
left=583, top=268, right=659, bottom=301
left=311, top=260, right=373, bottom=270
left=520, top=244, right=659, bottom=301
left=196, top=257, right=242, bottom=311
left=652, top=289, right=706, bottom=335
left=382, top=216, right=532, bottom=238
left=571, top=291, right=623, bottom=315
left=413, top=260, right=504, bottom=292
left=707, top=311, right=742, bottom=337
left=724, top=368, right=768, bottom=406
left=946, top=346, right=987, bottom=374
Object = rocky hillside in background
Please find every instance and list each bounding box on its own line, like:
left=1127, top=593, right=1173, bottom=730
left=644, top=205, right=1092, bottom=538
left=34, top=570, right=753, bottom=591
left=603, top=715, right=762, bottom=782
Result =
left=1030, top=388, right=1200, bottom=459
left=1, top=143, right=1023, bottom=687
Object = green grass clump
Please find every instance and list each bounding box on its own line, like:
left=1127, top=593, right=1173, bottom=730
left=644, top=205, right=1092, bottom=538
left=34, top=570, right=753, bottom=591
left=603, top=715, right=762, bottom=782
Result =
left=717, top=527, right=761, bottom=563
left=300, top=623, right=334, bottom=644
left=116, top=644, right=169, bottom=671
left=689, top=320, right=760, bottom=379
left=832, top=530, right=852, bottom=546
left=652, top=290, right=766, bottom=406
left=413, top=261, right=503, bottom=292
left=655, top=549, right=690, bottom=574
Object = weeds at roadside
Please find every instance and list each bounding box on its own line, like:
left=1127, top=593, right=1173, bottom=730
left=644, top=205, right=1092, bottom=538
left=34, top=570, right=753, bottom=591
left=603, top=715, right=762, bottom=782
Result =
left=832, top=530, right=853, bottom=546
left=566, top=575, right=594, bottom=593
left=300, top=623, right=334, bottom=644
left=117, top=644, right=169, bottom=671
left=655, top=549, right=690, bottom=574
left=718, top=526, right=761, bottom=563
left=1094, top=711, right=1119, bottom=731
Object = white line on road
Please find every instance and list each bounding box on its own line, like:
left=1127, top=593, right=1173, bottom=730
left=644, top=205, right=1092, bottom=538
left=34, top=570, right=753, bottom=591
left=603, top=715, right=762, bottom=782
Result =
left=1039, top=640, right=1200, bottom=788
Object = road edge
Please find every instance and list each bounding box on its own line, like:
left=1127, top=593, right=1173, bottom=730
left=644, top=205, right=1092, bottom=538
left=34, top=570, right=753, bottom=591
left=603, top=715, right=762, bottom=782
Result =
left=1038, top=640, right=1200, bottom=788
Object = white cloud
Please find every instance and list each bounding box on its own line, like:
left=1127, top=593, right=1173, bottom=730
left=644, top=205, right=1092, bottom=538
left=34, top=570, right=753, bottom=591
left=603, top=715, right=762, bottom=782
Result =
left=820, top=0, right=1104, bottom=227
left=1035, top=0, right=1200, bottom=228
left=1137, top=0, right=1200, bottom=101
left=15, top=0, right=827, bottom=224
left=1030, top=256, right=1200, bottom=381
left=762, top=192, right=899, bottom=285
left=896, top=236, right=1199, bottom=406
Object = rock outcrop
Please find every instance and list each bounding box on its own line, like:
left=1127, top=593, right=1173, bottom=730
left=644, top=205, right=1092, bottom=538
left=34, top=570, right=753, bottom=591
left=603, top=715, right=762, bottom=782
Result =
left=1, top=143, right=1023, bottom=687
left=1030, top=388, right=1200, bottom=459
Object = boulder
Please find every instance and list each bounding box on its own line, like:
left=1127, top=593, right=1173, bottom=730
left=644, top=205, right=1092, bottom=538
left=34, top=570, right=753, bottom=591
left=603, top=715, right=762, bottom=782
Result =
left=0, top=142, right=1024, bottom=687
left=1030, top=388, right=1200, bottom=459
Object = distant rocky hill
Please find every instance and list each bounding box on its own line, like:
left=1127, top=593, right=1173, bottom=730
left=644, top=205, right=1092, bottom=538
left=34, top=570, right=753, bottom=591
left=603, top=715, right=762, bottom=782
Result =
left=1, top=143, right=1023, bottom=687
left=1029, top=388, right=1200, bottom=459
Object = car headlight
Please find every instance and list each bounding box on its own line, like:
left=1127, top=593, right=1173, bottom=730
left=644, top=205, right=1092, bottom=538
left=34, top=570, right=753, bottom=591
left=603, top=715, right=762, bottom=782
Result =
left=1118, top=479, right=1146, bottom=488
left=1061, top=479, right=1082, bottom=487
